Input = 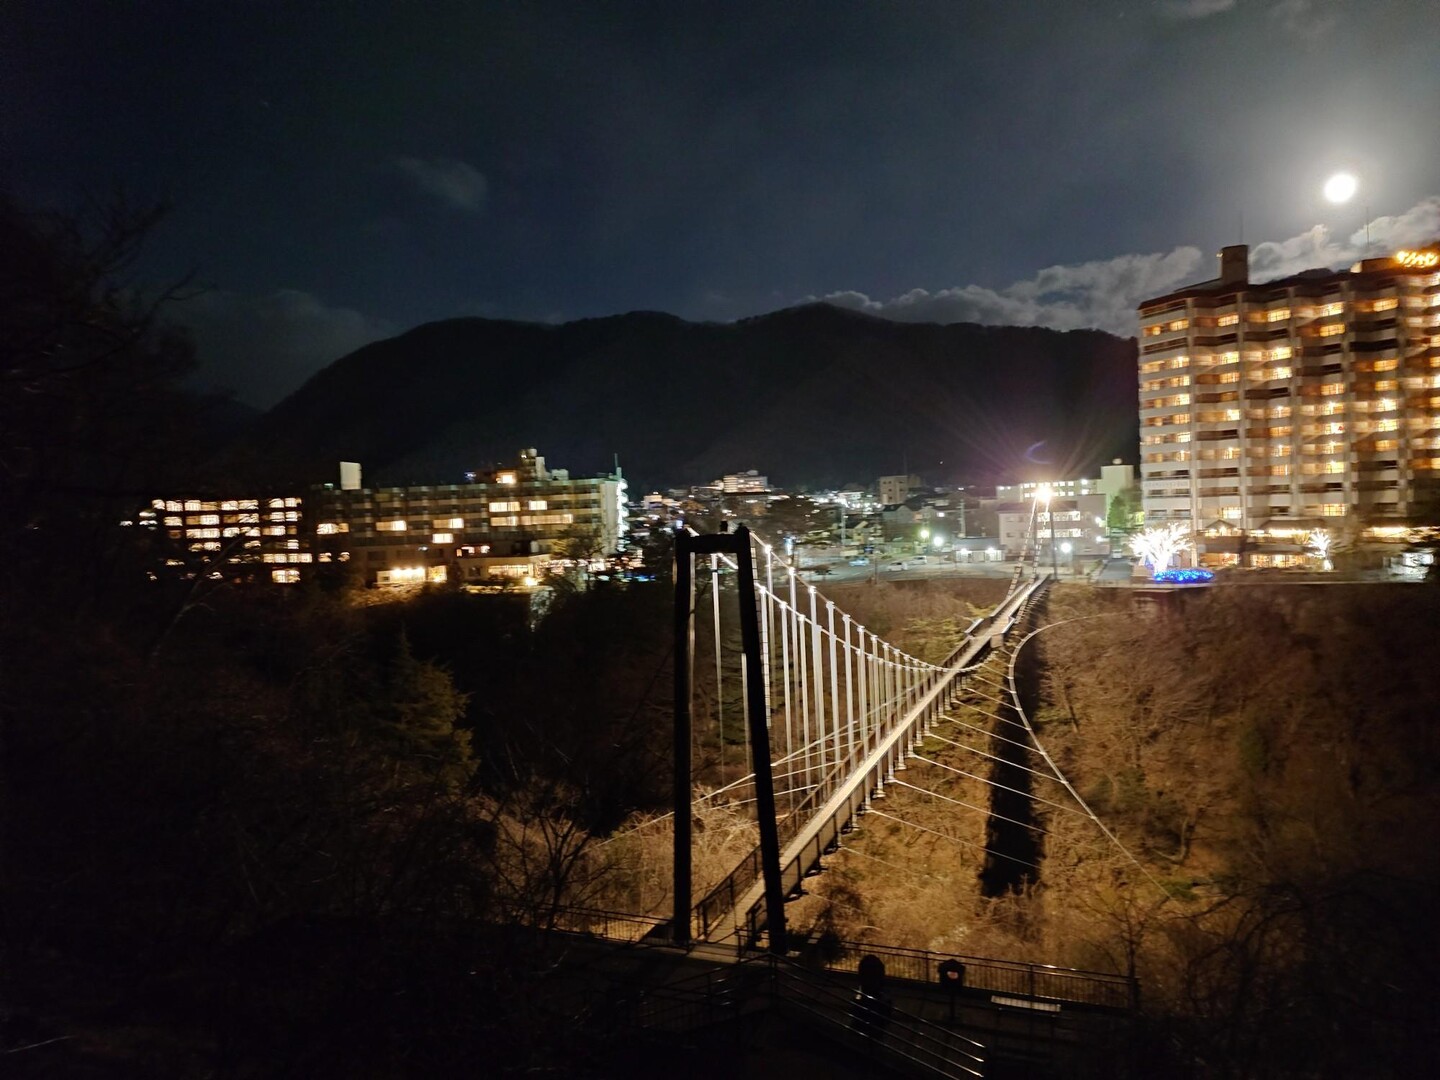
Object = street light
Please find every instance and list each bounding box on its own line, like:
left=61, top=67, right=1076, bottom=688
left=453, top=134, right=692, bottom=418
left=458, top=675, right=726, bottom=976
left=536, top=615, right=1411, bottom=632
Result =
left=1035, top=484, right=1058, bottom=579
left=1060, top=541, right=1073, bottom=577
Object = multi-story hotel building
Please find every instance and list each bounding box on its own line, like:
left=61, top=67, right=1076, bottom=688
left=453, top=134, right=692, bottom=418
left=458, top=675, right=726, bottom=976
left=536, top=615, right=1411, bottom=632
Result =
left=141, top=449, right=628, bottom=586
left=1137, top=242, right=1440, bottom=565
left=307, top=449, right=628, bottom=586
left=129, top=493, right=311, bottom=584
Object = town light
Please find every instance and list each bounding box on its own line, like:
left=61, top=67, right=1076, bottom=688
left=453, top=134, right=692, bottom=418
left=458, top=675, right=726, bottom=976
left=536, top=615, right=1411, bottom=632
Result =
left=1035, top=483, right=1057, bottom=577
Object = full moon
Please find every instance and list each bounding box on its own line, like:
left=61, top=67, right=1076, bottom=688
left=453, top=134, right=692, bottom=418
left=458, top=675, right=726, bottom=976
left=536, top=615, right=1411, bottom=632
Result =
left=1324, top=172, right=1358, bottom=204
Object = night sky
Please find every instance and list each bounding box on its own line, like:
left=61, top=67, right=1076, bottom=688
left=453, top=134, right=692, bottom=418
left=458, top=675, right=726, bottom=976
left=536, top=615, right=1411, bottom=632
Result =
left=5, top=0, right=1438, bottom=408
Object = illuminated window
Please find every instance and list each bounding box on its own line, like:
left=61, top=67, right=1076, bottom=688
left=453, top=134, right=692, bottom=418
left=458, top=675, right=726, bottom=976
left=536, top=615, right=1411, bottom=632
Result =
left=272, top=569, right=301, bottom=584
left=378, top=520, right=408, bottom=532
left=1267, top=367, right=1293, bottom=380
left=1323, top=461, right=1344, bottom=474
left=440, top=517, right=464, bottom=529
left=1371, top=297, right=1399, bottom=312
left=1140, top=359, right=1164, bottom=373
left=1218, top=313, right=1239, bottom=326
left=1375, top=439, right=1399, bottom=451
left=1374, top=380, right=1398, bottom=391
left=1267, top=406, right=1290, bottom=419
left=268, top=499, right=285, bottom=509
left=491, top=515, right=519, bottom=526
left=1318, top=302, right=1344, bottom=317
left=432, top=532, right=454, bottom=544
left=316, top=522, right=349, bottom=535
left=1218, top=371, right=1239, bottom=383
left=1270, top=464, right=1291, bottom=476
left=1221, top=506, right=1242, bottom=519
left=1143, top=325, right=1163, bottom=338
left=1376, top=418, right=1398, bottom=432
left=489, top=500, right=521, bottom=513
left=1266, top=308, right=1291, bottom=322
left=1168, top=356, right=1189, bottom=369
left=1320, top=504, right=1346, bottom=517
left=496, top=471, right=517, bottom=485
left=1269, top=427, right=1292, bottom=439
left=1318, top=323, right=1345, bottom=337
left=527, top=499, right=548, bottom=511
left=1270, top=346, right=1292, bottom=361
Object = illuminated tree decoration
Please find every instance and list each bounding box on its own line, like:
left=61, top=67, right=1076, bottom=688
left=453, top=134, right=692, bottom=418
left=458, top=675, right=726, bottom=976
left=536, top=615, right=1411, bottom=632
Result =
left=1306, top=528, right=1334, bottom=572
left=1129, top=522, right=1192, bottom=577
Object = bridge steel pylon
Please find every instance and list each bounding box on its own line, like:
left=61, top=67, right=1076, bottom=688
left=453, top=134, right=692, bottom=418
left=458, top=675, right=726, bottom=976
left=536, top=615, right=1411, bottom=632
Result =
left=672, top=525, right=787, bottom=951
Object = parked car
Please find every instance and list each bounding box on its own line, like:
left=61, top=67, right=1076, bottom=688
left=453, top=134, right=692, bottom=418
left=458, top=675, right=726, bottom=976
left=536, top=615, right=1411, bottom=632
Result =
left=849, top=557, right=869, bottom=566
left=912, top=555, right=928, bottom=564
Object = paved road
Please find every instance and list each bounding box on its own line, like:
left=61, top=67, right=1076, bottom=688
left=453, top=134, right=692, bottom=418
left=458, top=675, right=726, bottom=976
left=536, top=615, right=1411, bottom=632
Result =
left=799, top=558, right=1022, bottom=584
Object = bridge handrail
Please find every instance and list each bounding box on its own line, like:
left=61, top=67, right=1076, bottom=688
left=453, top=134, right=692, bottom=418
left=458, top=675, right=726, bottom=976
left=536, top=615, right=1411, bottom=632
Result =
left=819, top=939, right=1136, bottom=1011
left=547, top=902, right=1135, bottom=1011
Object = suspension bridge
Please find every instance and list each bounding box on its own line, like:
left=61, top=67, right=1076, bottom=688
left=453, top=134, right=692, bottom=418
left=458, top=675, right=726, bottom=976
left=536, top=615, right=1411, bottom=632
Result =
left=548, top=510, right=1149, bottom=1076
left=664, top=511, right=1071, bottom=951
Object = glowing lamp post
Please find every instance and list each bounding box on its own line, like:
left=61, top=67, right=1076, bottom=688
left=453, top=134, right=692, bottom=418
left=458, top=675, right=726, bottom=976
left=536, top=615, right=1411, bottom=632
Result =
left=1060, top=540, right=1073, bottom=576
left=1035, top=484, right=1058, bottom=579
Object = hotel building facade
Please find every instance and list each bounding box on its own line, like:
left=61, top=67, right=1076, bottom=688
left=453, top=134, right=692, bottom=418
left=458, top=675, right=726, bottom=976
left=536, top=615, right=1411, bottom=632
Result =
left=143, top=449, right=628, bottom=586
left=307, top=449, right=628, bottom=586
left=1137, top=242, right=1440, bottom=565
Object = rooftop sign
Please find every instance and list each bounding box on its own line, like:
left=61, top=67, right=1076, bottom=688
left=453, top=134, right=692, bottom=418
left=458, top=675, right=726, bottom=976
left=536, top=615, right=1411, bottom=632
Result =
left=1394, top=248, right=1439, bottom=270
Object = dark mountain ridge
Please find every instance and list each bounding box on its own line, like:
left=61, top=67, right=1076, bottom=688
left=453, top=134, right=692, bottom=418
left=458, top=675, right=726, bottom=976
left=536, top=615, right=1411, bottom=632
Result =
left=239, top=303, right=1139, bottom=491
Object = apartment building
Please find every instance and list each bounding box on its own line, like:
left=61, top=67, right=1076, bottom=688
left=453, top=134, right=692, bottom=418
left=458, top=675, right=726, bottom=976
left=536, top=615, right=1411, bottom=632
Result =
left=1137, top=242, right=1440, bottom=564
left=996, top=493, right=1109, bottom=560
left=129, top=493, right=311, bottom=584
left=307, top=449, right=628, bottom=586
left=995, top=461, right=1135, bottom=517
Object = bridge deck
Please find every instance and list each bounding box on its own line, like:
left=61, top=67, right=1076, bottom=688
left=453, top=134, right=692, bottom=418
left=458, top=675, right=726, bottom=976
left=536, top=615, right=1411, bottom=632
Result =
left=703, top=574, right=1049, bottom=945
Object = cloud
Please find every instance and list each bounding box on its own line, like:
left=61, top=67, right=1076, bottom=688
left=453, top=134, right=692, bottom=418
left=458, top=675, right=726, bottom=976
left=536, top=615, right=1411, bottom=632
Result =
left=395, top=156, right=488, bottom=212
left=1249, top=195, right=1440, bottom=279
left=1269, top=0, right=1341, bottom=40
left=1158, top=0, right=1236, bottom=20
left=812, top=195, right=1440, bottom=338
left=812, top=248, right=1207, bottom=337
left=172, top=289, right=395, bottom=408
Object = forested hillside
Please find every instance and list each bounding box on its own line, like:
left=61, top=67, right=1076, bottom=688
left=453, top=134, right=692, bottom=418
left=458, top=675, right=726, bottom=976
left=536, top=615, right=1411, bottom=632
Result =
left=795, top=584, right=1440, bottom=1077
